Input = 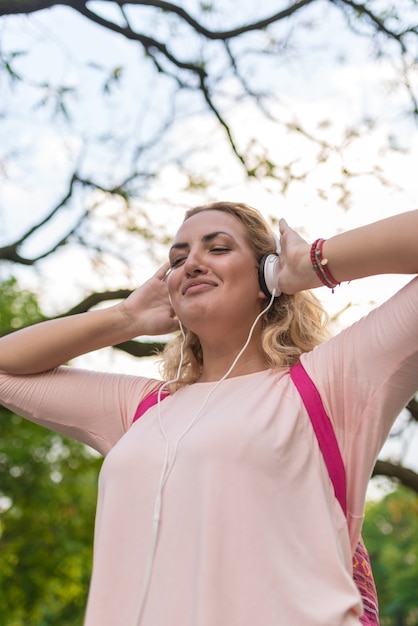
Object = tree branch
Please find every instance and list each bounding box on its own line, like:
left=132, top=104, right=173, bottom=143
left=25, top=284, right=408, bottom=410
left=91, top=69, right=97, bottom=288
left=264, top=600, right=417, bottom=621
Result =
left=0, top=0, right=58, bottom=14
left=67, top=3, right=253, bottom=168
left=0, top=168, right=157, bottom=266
left=0, top=173, right=81, bottom=265
left=112, top=0, right=317, bottom=40
left=67, top=1, right=208, bottom=78
left=62, top=291, right=167, bottom=358
left=372, top=460, right=418, bottom=494
left=0, top=0, right=317, bottom=38
left=330, top=0, right=416, bottom=52
left=406, top=396, right=418, bottom=423
left=62, top=290, right=133, bottom=316
left=114, top=339, right=165, bottom=358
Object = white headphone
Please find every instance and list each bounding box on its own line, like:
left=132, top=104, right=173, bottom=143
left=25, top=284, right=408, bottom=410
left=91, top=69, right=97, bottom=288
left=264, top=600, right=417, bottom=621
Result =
left=258, top=232, right=281, bottom=298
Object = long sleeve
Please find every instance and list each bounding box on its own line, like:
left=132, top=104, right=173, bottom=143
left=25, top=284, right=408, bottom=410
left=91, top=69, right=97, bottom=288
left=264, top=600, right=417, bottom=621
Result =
left=0, top=366, right=160, bottom=455
left=302, top=276, right=418, bottom=541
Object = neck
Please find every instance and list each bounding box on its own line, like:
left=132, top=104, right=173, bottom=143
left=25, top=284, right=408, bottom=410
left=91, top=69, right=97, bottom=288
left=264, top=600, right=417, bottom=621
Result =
left=197, top=333, right=268, bottom=383
left=186, top=295, right=274, bottom=383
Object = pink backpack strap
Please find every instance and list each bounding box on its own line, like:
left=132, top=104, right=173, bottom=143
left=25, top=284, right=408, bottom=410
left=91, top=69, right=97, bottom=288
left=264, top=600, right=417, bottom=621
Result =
left=133, top=389, right=169, bottom=423
left=290, top=360, right=347, bottom=515
left=290, top=361, right=379, bottom=625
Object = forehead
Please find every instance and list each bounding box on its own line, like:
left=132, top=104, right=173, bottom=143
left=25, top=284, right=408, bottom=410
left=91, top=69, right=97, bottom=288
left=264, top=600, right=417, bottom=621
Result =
left=173, top=210, right=248, bottom=243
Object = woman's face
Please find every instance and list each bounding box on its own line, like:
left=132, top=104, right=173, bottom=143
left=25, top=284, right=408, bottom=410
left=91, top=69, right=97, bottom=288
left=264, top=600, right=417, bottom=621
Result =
left=167, top=210, right=266, bottom=333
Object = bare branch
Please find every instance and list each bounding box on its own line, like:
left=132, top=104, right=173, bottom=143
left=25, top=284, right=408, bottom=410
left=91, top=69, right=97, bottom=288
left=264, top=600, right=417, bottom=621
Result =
left=114, top=339, right=165, bottom=358
left=0, top=0, right=325, bottom=90
left=406, top=396, right=418, bottom=423
left=196, top=72, right=249, bottom=169
left=65, top=3, right=253, bottom=169
left=37, top=289, right=168, bottom=358
left=330, top=0, right=417, bottom=51
left=0, top=166, right=159, bottom=266
left=66, top=1, right=208, bottom=79
left=60, top=293, right=169, bottom=364
left=113, top=0, right=317, bottom=40
left=401, top=57, right=418, bottom=118
left=0, top=0, right=317, bottom=38
left=0, top=173, right=81, bottom=265
left=0, top=286, right=168, bottom=358
left=372, top=460, right=418, bottom=494
left=0, top=0, right=59, bottom=15
left=60, top=290, right=133, bottom=316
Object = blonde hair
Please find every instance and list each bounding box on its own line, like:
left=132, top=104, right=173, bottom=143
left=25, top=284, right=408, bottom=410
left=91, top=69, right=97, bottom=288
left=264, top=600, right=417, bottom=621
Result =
left=159, top=202, right=330, bottom=389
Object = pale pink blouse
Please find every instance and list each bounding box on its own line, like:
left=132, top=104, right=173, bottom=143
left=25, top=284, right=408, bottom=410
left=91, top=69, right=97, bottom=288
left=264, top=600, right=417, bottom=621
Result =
left=1, top=277, right=417, bottom=626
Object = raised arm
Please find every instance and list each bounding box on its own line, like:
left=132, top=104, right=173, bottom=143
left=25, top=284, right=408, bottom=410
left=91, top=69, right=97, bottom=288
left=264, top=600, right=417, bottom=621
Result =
left=0, top=263, right=178, bottom=375
left=278, top=209, right=418, bottom=295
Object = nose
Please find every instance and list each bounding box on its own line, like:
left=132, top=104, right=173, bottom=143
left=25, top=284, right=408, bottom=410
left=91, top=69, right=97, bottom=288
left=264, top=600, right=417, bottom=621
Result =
left=183, top=247, right=207, bottom=276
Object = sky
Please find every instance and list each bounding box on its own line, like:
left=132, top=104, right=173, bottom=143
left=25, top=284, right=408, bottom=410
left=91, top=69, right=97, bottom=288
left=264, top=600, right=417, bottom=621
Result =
left=1, top=2, right=417, bottom=488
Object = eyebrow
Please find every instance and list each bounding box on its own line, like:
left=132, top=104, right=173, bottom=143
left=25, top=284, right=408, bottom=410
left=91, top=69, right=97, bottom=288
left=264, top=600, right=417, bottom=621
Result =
left=169, top=231, right=235, bottom=253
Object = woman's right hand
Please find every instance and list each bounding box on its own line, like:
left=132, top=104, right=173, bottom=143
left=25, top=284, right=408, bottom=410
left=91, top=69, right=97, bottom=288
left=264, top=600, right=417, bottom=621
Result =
left=0, top=263, right=179, bottom=375
left=118, top=262, right=179, bottom=337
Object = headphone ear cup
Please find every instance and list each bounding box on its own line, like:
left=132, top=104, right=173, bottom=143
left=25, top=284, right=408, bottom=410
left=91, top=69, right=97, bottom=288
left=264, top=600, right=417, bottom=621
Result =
left=258, top=254, right=271, bottom=298
left=258, top=253, right=281, bottom=298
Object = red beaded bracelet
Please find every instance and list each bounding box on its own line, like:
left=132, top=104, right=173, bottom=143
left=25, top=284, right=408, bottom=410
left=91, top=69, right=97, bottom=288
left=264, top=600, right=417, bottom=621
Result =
left=310, top=238, right=340, bottom=292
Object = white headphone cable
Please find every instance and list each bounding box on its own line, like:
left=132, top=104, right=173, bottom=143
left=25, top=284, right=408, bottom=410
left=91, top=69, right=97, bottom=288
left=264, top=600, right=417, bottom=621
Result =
left=134, top=290, right=276, bottom=625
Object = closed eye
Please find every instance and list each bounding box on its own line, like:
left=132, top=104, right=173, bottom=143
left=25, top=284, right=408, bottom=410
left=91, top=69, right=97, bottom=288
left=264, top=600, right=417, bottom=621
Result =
left=210, top=246, right=230, bottom=254
left=170, top=256, right=186, bottom=268
left=170, top=246, right=230, bottom=268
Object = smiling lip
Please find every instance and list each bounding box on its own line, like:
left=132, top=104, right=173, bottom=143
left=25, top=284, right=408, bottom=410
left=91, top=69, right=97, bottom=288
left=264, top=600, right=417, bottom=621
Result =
left=183, top=280, right=217, bottom=295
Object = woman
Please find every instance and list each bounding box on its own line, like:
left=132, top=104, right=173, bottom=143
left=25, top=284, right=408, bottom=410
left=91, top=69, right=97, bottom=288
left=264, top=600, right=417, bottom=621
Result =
left=0, top=202, right=417, bottom=626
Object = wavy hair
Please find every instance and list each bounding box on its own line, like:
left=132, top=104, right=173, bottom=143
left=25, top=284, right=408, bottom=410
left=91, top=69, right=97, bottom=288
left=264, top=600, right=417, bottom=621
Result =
left=159, top=202, right=330, bottom=389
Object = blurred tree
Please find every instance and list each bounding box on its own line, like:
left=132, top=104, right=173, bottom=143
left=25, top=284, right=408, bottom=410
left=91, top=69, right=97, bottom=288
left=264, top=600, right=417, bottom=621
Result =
left=0, top=277, right=100, bottom=624
left=363, top=486, right=418, bottom=626
left=0, top=412, right=100, bottom=625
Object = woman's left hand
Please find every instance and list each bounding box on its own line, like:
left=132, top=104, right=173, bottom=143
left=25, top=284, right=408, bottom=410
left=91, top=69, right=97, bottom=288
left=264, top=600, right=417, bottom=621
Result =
left=277, top=219, right=322, bottom=295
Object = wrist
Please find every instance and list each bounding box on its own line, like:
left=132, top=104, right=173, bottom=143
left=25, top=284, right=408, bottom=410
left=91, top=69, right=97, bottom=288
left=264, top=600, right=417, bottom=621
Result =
left=298, top=243, right=323, bottom=291
left=310, top=238, right=340, bottom=292
left=113, top=300, right=142, bottom=341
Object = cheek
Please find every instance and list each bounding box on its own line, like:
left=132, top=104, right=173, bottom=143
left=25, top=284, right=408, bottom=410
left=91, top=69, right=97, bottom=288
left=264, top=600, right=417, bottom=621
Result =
left=166, top=273, right=179, bottom=306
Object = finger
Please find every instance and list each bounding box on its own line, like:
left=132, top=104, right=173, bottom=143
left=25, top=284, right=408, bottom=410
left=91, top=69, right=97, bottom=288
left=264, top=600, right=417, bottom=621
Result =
left=279, top=218, right=288, bottom=234
left=155, top=262, right=171, bottom=281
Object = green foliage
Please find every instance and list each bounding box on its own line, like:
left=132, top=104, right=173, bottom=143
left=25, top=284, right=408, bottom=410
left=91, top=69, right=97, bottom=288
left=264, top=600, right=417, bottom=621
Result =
left=0, top=413, right=102, bottom=625
left=0, top=278, right=102, bottom=624
left=363, top=487, right=418, bottom=626
left=0, top=277, right=44, bottom=334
